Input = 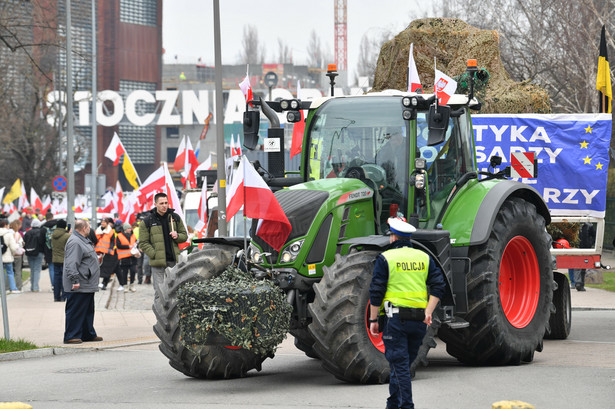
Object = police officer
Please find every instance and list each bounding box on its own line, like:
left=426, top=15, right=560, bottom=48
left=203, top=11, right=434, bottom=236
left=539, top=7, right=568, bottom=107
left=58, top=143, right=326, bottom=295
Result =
left=369, top=217, right=445, bottom=409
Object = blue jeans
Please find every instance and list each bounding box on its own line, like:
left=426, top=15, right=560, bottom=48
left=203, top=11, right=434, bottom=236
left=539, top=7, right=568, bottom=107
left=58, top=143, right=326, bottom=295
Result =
left=27, top=253, right=44, bottom=291
left=382, top=314, right=426, bottom=409
left=53, top=263, right=65, bottom=301
left=48, top=262, right=55, bottom=288
left=3, top=262, right=18, bottom=292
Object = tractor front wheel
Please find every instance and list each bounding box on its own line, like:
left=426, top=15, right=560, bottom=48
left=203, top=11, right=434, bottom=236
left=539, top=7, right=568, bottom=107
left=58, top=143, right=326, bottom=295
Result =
left=153, top=244, right=268, bottom=379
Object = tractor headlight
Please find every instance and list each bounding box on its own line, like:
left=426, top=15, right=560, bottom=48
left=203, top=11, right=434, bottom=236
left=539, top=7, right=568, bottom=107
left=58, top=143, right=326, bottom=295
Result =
left=280, top=100, right=290, bottom=110
left=289, top=99, right=300, bottom=110
left=286, top=110, right=301, bottom=123
left=281, top=239, right=304, bottom=263
left=249, top=244, right=263, bottom=263
left=415, top=173, right=425, bottom=189
left=402, top=97, right=411, bottom=107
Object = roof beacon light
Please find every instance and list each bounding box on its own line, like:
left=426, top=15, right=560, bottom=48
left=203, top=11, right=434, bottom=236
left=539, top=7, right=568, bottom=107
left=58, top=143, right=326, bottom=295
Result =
left=466, top=59, right=478, bottom=102
left=326, top=64, right=339, bottom=97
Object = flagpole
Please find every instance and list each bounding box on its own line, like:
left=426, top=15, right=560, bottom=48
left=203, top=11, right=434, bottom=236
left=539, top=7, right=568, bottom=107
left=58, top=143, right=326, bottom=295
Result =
left=90, top=0, right=97, bottom=225
left=213, top=0, right=228, bottom=236
left=242, top=156, right=248, bottom=255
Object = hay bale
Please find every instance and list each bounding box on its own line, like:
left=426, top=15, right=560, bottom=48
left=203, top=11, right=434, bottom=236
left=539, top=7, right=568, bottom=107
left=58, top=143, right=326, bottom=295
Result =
left=372, top=18, right=551, bottom=114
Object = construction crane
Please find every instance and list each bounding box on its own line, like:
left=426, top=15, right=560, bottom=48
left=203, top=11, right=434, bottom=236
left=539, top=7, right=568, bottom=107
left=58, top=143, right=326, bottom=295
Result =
left=334, top=0, right=347, bottom=71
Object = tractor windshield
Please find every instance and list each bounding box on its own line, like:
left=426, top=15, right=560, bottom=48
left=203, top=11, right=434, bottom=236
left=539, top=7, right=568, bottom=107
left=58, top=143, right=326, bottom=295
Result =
left=306, top=97, right=409, bottom=226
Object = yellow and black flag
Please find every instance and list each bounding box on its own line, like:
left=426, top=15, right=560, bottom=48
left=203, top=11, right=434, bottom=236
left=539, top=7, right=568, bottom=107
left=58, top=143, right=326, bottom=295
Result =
left=596, top=25, right=612, bottom=113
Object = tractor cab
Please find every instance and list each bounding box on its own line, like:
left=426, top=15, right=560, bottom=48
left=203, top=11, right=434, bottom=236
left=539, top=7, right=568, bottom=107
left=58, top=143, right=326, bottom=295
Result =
left=303, top=93, right=478, bottom=232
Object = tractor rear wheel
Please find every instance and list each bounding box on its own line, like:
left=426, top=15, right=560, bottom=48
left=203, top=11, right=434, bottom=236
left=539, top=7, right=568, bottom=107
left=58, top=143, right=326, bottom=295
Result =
left=544, top=272, right=571, bottom=339
left=308, top=251, right=389, bottom=384
left=153, top=244, right=268, bottom=378
left=439, top=197, right=553, bottom=365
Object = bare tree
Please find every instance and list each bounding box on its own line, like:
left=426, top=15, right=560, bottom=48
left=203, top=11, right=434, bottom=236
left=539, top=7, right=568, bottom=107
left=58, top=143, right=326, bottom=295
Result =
left=356, top=29, right=393, bottom=84
left=306, top=30, right=324, bottom=68
left=444, top=0, right=615, bottom=113
left=239, top=24, right=265, bottom=65
left=277, top=38, right=292, bottom=64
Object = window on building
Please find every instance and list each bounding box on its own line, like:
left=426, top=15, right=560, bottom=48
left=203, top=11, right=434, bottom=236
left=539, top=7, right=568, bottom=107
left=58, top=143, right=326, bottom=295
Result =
left=167, top=147, right=178, bottom=163
left=120, top=0, right=157, bottom=27
left=166, top=127, right=179, bottom=138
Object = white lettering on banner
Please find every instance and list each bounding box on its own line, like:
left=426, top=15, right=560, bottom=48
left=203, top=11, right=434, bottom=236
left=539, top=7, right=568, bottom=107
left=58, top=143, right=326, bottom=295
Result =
left=510, top=126, right=528, bottom=142
left=46, top=88, right=327, bottom=127
left=542, top=188, right=600, bottom=205
left=474, top=125, right=488, bottom=141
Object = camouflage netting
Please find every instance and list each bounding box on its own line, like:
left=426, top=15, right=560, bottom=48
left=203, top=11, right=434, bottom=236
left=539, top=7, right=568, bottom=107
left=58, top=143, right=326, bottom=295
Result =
left=548, top=222, right=581, bottom=247
left=372, top=18, right=552, bottom=114
left=177, top=266, right=292, bottom=356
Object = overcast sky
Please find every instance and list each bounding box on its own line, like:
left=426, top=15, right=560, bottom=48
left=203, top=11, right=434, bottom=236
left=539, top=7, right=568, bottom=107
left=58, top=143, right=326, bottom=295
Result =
left=162, top=0, right=436, bottom=84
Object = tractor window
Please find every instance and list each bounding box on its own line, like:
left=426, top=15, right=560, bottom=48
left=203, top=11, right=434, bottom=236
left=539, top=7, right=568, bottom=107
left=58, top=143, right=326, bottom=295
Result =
left=416, top=108, right=475, bottom=225
left=306, top=97, right=409, bottom=225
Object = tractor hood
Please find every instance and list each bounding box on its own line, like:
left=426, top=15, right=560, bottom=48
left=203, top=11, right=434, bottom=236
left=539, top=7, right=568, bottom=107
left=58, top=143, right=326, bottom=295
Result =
left=250, top=178, right=375, bottom=259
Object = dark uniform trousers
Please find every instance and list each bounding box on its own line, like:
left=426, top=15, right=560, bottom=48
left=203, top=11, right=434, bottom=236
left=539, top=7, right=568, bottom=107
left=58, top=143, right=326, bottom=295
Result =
left=382, top=314, right=426, bottom=409
left=64, top=292, right=97, bottom=342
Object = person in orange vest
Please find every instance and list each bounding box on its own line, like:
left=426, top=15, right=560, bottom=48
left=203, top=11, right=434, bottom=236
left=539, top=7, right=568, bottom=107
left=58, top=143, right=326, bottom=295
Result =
left=116, top=222, right=139, bottom=292
left=95, top=217, right=117, bottom=291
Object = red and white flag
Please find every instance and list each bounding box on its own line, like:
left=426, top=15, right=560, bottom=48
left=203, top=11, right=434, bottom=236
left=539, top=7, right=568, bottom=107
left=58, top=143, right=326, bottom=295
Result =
left=194, top=181, right=209, bottom=234
left=226, top=156, right=291, bottom=251
left=408, top=43, right=422, bottom=93
left=434, top=68, right=457, bottom=105
left=230, top=135, right=242, bottom=157
left=19, top=181, right=29, bottom=211
left=175, top=136, right=199, bottom=188
left=136, top=165, right=166, bottom=207
left=196, top=153, right=212, bottom=172
left=41, top=195, right=51, bottom=215
left=115, top=180, right=124, bottom=216
left=291, top=80, right=305, bottom=158
left=239, top=73, right=253, bottom=106
left=104, top=132, right=126, bottom=166
left=30, top=188, right=44, bottom=213
left=98, top=190, right=115, bottom=213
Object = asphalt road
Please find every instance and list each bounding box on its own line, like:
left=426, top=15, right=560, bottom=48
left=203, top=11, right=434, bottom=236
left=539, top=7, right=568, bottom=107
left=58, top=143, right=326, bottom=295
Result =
left=2, top=310, right=614, bottom=409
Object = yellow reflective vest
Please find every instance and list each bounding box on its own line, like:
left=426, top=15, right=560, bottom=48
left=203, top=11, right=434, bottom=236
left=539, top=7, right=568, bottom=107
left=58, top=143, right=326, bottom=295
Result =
left=382, top=247, right=429, bottom=309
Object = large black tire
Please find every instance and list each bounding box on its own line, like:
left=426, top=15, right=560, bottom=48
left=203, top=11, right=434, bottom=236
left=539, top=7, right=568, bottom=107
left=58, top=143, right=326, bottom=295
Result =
left=439, top=197, right=553, bottom=365
left=544, top=272, right=571, bottom=339
left=153, top=244, right=268, bottom=378
left=308, top=251, right=389, bottom=384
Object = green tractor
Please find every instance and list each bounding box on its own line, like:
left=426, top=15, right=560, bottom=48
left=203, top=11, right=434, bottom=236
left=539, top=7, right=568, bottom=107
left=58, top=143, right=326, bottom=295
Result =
left=153, top=63, right=557, bottom=383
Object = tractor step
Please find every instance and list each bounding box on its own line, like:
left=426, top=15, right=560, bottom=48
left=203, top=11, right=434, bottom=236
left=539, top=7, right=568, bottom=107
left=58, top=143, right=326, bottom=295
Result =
left=443, top=317, right=470, bottom=329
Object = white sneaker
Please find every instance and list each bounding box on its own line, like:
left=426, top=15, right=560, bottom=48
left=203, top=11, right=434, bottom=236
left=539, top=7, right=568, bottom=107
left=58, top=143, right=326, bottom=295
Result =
left=10, top=290, right=21, bottom=294
left=117, top=286, right=125, bottom=291
left=98, top=283, right=104, bottom=288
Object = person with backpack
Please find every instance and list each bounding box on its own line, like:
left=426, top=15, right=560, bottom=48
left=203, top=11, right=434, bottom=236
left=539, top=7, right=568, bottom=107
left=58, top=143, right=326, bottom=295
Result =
left=0, top=218, right=21, bottom=293
left=24, top=218, right=47, bottom=292
left=138, top=193, right=187, bottom=291
left=42, top=212, right=58, bottom=291
left=51, top=219, right=71, bottom=302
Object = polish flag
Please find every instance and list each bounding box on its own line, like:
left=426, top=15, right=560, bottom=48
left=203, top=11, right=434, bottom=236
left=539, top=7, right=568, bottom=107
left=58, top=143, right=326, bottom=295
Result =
left=115, top=180, right=124, bottom=216
left=434, top=69, right=457, bottom=105
left=41, top=195, right=51, bottom=215
left=19, top=181, right=29, bottom=211
left=227, top=156, right=291, bottom=251
left=230, top=135, right=242, bottom=157
left=104, top=132, right=126, bottom=166
left=99, top=190, right=115, bottom=213
left=174, top=136, right=200, bottom=188
left=30, top=188, right=44, bottom=213
left=291, top=80, right=305, bottom=158
left=136, top=166, right=166, bottom=206
left=194, top=182, right=209, bottom=234
left=239, top=74, right=253, bottom=106
left=407, top=43, right=422, bottom=93
left=196, top=153, right=212, bottom=171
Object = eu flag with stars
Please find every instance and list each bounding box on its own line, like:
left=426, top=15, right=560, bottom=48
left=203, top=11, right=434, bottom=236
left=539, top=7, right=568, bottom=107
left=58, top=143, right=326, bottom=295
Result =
left=473, top=114, right=612, bottom=217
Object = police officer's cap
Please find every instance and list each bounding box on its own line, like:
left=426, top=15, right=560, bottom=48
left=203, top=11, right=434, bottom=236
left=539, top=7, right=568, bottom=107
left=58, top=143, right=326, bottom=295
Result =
left=387, top=217, right=416, bottom=237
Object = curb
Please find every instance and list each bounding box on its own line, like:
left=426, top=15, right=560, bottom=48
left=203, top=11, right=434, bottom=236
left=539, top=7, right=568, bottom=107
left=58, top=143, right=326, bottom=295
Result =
left=0, top=339, right=159, bottom=362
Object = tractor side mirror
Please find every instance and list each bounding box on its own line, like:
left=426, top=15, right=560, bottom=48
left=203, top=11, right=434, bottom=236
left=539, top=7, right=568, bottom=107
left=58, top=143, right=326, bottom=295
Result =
left=243, top=110, right=260, bottom=150
left=427, top=104, right=450, bottom=146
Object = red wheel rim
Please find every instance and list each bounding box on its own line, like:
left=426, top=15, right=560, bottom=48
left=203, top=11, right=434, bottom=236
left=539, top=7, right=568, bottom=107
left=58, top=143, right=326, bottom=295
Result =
left=499, top=235, right=540, bottom=328
left=365, top=303, right=385, bottom=353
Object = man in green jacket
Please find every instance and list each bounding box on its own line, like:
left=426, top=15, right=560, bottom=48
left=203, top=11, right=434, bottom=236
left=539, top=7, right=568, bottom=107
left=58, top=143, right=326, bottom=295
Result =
left=138, top=193, right=187, bottom=292
left=51, top=219, right=71, bottom=302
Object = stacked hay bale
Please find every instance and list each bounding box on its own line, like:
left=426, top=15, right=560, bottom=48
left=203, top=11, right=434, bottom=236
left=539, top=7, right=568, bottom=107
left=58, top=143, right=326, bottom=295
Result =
left=372, top=18, right=551, bottom=114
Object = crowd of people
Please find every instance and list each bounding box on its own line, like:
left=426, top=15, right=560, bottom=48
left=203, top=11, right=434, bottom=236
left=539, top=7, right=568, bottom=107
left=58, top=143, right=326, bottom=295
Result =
left=1, top=206, right=153, bottom=299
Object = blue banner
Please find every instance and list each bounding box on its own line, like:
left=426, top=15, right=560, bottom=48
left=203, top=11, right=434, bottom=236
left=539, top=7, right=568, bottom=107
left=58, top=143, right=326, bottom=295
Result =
left=473, top=114, right=612, bottom=217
